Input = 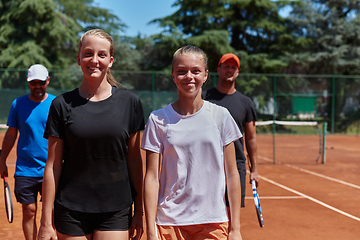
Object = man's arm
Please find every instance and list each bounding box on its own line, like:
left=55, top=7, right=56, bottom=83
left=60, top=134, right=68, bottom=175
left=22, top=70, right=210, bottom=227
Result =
left=244, top=121, right=259, bottom=185
left=0, top=127, right=18, bottom=178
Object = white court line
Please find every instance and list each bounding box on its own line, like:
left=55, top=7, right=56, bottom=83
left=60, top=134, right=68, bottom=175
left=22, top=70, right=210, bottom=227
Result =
left=246, top=196, right=304, bottom=200
left=259, top=156, right=360, bottom=190
left=259, top=175, right=360, bottom=222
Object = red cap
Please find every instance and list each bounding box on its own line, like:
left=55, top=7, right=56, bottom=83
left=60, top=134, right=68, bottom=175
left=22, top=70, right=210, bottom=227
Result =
left=218, top=53, right=240, bottom=68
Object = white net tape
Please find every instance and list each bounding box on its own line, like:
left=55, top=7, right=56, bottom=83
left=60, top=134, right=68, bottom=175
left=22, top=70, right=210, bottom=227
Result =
left=256, top=120, right=318, bottom=126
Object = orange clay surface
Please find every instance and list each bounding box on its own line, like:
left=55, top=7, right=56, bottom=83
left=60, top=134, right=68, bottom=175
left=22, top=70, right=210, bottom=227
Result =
left=1, top=132, right=359, bottom=239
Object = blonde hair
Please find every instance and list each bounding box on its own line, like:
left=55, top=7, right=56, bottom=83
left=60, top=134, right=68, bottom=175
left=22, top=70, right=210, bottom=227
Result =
left=78, top=29, right=118, bottom=86
left=172, top=45, right=208, bottom=71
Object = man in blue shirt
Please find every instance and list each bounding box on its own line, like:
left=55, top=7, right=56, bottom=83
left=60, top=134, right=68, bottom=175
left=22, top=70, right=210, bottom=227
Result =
left=0, top=64, right=55, bottom=240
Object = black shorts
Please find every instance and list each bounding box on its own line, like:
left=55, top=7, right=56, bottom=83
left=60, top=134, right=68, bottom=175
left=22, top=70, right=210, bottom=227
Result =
left=54, top=202, right=132, bottom=236
left=225, top=167, right=246, bottom=208
left=14, top=176, right=43, bottom=204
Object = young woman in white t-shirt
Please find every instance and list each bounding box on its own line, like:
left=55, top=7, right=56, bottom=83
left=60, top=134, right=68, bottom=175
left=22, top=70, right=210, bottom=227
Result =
left=142, top=45, right=243, bottom=240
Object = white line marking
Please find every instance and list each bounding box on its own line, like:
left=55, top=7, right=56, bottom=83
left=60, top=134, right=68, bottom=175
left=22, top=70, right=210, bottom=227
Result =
left=259, top=175, right=360, bottom=222
left=246, top=196, right=304, bottom=200
left=259, top=156, right=360, bottom=190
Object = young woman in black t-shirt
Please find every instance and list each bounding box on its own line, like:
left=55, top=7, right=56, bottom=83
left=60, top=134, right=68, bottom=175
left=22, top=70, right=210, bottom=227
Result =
left=37, top=29, right=144, bottom=240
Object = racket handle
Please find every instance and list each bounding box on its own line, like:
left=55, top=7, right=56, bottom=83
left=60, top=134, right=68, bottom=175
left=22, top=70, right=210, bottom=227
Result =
left=252, top=180, right=256, bottom=189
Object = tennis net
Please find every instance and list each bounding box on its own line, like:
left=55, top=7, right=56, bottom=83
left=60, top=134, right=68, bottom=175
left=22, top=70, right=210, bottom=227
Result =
left=255, top=121, right=327, bottom=164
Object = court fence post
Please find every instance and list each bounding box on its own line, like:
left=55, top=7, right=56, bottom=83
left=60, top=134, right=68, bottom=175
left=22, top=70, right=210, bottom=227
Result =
left=151, top=71, right=155, bottom=113
left=331, top=76, right=335, bottom=134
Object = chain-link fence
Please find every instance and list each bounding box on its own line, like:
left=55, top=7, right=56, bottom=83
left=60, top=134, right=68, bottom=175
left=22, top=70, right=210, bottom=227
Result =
left=1, top=69, right=359, bottom=134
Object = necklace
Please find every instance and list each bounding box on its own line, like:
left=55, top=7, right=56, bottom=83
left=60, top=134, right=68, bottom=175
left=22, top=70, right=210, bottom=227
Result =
left=79, top=87, right=94, bottom=100
left=79, top=86, right=113, bottom=101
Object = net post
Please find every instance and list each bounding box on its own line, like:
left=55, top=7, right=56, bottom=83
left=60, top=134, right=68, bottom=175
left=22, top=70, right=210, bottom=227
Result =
left=273, top=75, right=277, bottom=165
left=322, top=122, right=327, bottom=164
left=272, top=121, right=276, bottom=164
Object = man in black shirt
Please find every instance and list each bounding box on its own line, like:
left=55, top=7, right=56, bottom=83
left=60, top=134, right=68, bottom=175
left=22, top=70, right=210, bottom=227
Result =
left=202, top=53, right=259, bottom=208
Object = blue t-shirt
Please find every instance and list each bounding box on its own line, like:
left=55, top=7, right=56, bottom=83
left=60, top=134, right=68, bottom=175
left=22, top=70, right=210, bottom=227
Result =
left=7, top=94, right=56, bottom=177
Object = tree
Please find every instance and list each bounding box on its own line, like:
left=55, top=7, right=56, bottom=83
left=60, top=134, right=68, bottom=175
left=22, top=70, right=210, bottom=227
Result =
left=0, top=0, right=125, bottom=89
left=57, top=0, right=126, bottom=37
left=0, top=0, right=125, bottom=70
left=145, top=30, right=186, bottom=71
left=150, top=0, right=297, bottom=73
left=283, top=0, right=360, bottom=132
left=284, top=0, right=360, bottom=75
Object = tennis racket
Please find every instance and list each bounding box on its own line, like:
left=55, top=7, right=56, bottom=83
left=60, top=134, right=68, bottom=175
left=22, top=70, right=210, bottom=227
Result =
left=252, top=180, right=263, bottom=227
left=3, top=176, right=13, bottom=223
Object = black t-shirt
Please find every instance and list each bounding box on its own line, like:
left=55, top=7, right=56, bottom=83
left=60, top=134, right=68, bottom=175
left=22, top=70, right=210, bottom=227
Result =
left=44, top=86, right=145, bottom=213
left=202, top=88, right=257, bottom=168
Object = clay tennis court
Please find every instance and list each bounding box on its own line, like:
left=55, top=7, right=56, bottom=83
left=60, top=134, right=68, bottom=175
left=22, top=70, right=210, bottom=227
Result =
left=1, top=131, right=359, bottom=239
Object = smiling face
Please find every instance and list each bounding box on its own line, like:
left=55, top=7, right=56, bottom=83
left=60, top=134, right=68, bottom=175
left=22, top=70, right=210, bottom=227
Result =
left=171, top=52, right=208, bottom=98
left=217, top=58, right=239, bottom=83
left=77, top=35, right=114, bottom=81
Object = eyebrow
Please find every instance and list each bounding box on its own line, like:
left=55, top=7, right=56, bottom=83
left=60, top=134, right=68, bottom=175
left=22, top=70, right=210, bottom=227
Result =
left=82, top=47, right=109, bottom=52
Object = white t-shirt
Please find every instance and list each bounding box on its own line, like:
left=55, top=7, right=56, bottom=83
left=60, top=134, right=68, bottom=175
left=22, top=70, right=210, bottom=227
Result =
left=141, top=101, right=242, bottom=226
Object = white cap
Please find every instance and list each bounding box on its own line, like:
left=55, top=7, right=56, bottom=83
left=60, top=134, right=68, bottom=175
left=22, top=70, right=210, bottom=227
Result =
left=27, top=64, right=49, bottom=82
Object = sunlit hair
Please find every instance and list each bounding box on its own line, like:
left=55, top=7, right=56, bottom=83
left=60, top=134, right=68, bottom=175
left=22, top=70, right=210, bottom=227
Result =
left=78, top=29, right=118, bottom=86
left=172, top=45, right=208, bottom=71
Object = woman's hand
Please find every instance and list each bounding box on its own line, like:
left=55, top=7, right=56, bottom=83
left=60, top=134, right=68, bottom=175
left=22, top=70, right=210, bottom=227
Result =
left=37, top=224, right=57, bottom=240
left=129, top=211, right=143, bottom=240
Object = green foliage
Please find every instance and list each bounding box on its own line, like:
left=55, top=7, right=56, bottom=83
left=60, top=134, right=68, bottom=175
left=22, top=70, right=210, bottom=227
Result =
left=0, top=0, right=79, bottom=69
left=48, top=63, right=83, bottom=90
left=0, top=41, right=51, bottom=68
left=143, top=30, right=186, bottom=71
left=143, top=29, right=234, bottom=71
left=56, top=0, right=126, bottom=36
left=236, top=74, right=273, bottom=111
left=279, top=0, right=360, bottom=132
left=112, top=36, right=143, bottom=71
left=284, top=0, right=360, bottom=75
left=0, top=0, right=125, bottom=69
left=150, top=0, right=295, bottom=73
left=186, top=30, right=235, bottom=71
left=332, top=77, right=360, bottom=132
left=0, top=0, right=126, bottom=90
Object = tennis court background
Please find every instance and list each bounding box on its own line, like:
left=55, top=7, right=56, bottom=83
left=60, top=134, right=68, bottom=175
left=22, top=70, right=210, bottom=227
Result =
left=1, top=131, right=360, bottom=239
left=1, top=69, right=360, bottom=135
left=0, top=70, right=359, bottom=238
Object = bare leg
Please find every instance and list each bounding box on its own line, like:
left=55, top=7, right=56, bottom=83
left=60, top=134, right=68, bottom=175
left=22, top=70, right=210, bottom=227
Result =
left=93, top=230, right=129, bottom=240
left=57, top=232, right=93, bottom=240
left=22, top=202, right=37, bottom=240
left=56, top=230, right=128, bottom=240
